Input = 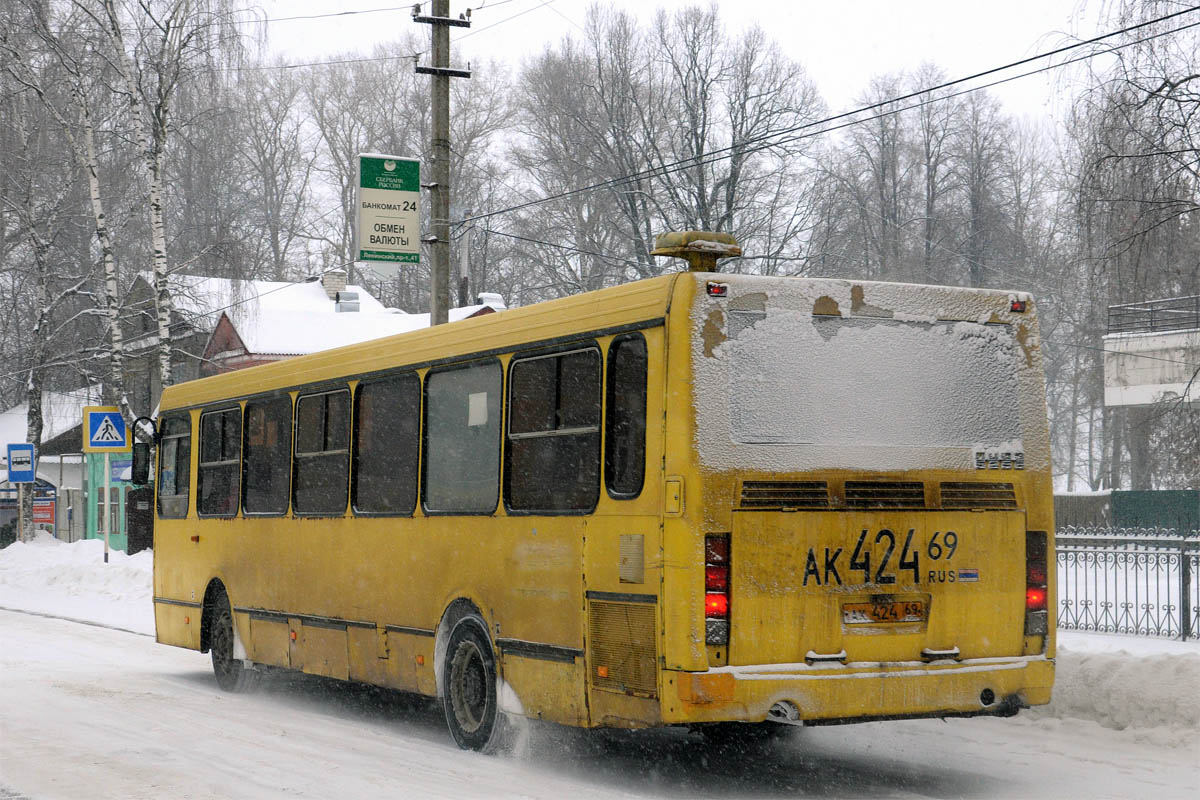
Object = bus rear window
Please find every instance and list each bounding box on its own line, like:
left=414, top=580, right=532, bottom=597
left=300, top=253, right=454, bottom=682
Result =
left=728, top=316, right=1021, bottom=449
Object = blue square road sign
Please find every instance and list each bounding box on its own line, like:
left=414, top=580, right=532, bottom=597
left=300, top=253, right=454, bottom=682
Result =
left=6, top=443, right=36, bottom=483
left=83, top=406, right=130, bottom=453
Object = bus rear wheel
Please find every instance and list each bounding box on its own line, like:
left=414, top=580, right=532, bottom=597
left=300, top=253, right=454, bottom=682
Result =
left=209, top=590, right=259, bottom=693
left=442, top=618, right=505, bottom=752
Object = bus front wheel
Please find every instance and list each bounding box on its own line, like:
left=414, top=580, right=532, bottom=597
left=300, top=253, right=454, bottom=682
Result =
left=209, top=590, right=259, bottom=693
left=442, top=618, right=505, bottom=752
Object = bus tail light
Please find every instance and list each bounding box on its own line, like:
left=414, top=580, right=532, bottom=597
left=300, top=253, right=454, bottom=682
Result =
left=1025, top=531, right=1048, bottom=635
left=705, top=534, right=730, bottom=645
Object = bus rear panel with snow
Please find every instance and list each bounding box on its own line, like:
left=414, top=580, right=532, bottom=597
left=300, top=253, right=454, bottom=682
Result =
left=145, top=241, right=1054, bottom=750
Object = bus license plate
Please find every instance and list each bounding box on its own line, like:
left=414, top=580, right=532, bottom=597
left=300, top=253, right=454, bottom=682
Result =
left=842, top=600, right=926, bottom=625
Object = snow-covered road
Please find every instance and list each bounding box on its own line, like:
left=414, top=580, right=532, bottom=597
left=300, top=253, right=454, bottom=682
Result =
left=1, top=608, right=1196, bottom=799
left=1, top=535, right=1198, bottom=799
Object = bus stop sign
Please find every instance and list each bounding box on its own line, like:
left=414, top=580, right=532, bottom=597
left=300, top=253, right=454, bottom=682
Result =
left=6, top=443, right=36, bottom=483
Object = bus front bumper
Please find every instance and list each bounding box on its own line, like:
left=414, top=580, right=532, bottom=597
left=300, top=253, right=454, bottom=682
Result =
left=662, top=655, right=1054, bottom=725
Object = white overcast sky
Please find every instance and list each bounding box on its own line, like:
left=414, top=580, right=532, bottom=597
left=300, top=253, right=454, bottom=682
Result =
left=263, top=0, right=1102, bottom=118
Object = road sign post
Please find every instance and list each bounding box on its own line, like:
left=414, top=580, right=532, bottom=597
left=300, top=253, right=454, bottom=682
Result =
left=82, top=407, right=129, bottom=563
left=355, top=153, right=421, bottom=279
left=6, top=443, right=36, bottom=544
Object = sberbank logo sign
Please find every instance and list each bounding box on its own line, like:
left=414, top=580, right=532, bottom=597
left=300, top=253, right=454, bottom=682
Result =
left=361, top=157, right=419, bottom=192
left=355, top=153, right=421, bottom=275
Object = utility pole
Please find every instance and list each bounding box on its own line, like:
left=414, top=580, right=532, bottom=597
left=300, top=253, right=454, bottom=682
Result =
left=415, top=1, right=471, bottom=326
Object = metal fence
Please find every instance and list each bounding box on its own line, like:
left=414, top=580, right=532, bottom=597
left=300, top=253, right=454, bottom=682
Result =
left=1056, top=526, right=1200, bottom=640
left=1107, top=295, right=1200, bottom=334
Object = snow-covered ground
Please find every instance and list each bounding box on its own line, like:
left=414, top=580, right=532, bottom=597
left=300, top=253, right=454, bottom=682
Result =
left=1, top=534, right=1198, bottom=799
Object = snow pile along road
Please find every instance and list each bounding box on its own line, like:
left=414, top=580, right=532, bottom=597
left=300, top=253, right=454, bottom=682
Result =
left=1037, top=632, right=1200, bottom=748
left=0, top=533, right=154, bottom=635
left=1, top=535, right=1197, bottom=745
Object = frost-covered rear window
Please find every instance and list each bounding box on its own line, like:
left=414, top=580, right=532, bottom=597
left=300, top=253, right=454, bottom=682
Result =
left=728, top=315, right=1020, bottom=448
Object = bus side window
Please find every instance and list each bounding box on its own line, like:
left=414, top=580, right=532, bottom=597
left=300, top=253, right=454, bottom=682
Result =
left=352, top=374, right=419, bottom=515
left=157, top=415, right=191, bottom=518
left=423, top=360, right=501, bottom=514
left=506, top=347, right=601, bottom=512
left=243, top=395, right=292, bottom=515
left=605, top=333, right=647, bottom=498
left=197, top=407, right=241, bottom=517
left=293, top=389, right=350, bottom=515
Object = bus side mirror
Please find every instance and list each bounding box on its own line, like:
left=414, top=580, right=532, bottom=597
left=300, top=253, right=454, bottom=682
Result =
left=131, top=442, right=151, bottom=486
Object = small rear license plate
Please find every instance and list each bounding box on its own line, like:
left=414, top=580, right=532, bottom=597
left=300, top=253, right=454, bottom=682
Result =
left=843, top=600, right=926, bottom=625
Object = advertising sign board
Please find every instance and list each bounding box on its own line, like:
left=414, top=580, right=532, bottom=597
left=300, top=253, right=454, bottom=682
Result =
left=355, top=153, right=421, bottom=277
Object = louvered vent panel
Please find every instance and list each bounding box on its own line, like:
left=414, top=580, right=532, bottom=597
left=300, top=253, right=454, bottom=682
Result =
left=941, top=482, right=1018, bottom=509
left=740, top=481, right=829, bottom=509
left=588, top=600, right=657, bottom=697
left=844, top=481, right=926, bottom=509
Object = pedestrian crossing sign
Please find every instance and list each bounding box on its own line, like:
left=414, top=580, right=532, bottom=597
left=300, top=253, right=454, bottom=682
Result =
left=83, top=406, right=130, bottom=453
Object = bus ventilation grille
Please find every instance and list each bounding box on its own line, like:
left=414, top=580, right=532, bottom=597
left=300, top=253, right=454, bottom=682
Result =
left=844, top=481, right=926, bottom=509
left=588, top=600, right=658, bottom=697
left=940, top=482, right=1018, bottom=509
left=740, top=481, right=829, bottom=509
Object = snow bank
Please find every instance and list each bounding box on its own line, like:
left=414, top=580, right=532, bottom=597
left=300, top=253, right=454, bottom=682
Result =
left=1032, top=633, right=1200, bottom=748
left=2, top=536, right=1197, bottom=746
left=0, top=532, right=154, bottom=635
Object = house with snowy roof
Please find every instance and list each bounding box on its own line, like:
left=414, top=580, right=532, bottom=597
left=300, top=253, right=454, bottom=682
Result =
left=124, top=270, right=505, bottom=408
left=198, top=272, right=504, bottom=376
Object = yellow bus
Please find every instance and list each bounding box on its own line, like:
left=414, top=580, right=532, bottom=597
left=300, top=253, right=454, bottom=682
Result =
left=141, top=233, right=1054, bottom=751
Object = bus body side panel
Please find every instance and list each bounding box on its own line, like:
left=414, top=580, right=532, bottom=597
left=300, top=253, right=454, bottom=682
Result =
left=581, top=325, right=669, bottom=729
left=658, top=276, right=709, bottom=678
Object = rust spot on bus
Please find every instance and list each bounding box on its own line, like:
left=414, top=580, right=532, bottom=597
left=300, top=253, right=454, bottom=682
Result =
left=850, top=285, right=893, bottom=318
left=1015, top=323, right=1035, bottom=367
left=702, top=309, right=726, bottom=357
left=812, top=296, right=841, bottom=316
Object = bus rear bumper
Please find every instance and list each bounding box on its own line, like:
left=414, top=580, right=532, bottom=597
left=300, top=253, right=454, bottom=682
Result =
left=663, top=655, right=1054, bottom=725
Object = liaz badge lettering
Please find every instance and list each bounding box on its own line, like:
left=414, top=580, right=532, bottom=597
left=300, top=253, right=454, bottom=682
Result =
left=802, top=529, right=961, bottom=587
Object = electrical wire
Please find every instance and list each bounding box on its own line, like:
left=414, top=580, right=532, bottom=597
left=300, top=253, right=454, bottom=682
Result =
left=5, top=7, right=1198, bottom=384
left=458, top=6, right=1200, bottom=226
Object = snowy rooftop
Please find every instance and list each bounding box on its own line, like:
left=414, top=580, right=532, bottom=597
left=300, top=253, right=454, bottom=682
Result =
left=225, top=300, right=502, bottom=356
left=154, top=273, right=504, bottom=356
left=151, top=273, right=387, bottom=330
left=0, top=387, right=102, bottom=448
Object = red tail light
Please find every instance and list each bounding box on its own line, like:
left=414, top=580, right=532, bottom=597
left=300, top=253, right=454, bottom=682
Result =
left=705, top=565, right=729, bottom=592
left=705, top=536, right=728, bottom=564
left=1024, top=531, right=1049, bottom=636
left=705, top=534, right=730, bottom=645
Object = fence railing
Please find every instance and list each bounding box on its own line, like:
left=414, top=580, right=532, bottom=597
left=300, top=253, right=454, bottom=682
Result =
left=1056, top=526, right=1199, bottom=640
left=1107, top=295, right=1200, bottom=334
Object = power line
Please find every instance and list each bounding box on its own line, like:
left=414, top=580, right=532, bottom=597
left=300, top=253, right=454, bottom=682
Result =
left=229, top=0, right=552, bottom=71
left=458, top=5, right=1200, bottom=226
left=481, top=227, right=646, bottom=269
left=230, top=4, right=431, bottom=27
left=466, top=15, right=1197, bottom=286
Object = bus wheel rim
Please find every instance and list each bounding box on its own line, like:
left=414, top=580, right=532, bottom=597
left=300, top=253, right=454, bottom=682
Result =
left=449, top=640, right=488, bottom=733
